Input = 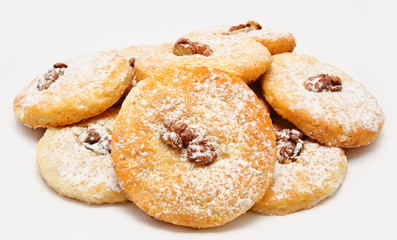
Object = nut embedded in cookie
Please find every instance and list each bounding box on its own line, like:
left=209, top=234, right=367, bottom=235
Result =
left=111, top=65, right=277, bottom=228
left=173, top=38, right=213, bottom=57
left=304, top=74, right=342, bottom=93
left=275, top=127, right=305, bottom=164
left=228, top=21, right=262, bottom=33
left=160, top=119, right=217, bottom=165
left=80, top=125, right=112, bottom=155
left=187, top=139, right=217, bottom=165
left=37, top=65, right=67, bottom=91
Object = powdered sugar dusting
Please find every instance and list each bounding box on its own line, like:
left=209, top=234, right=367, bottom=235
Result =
left=265, top=53, right=385, bottom=144
left=184, top=24, right=292, bottom=41
left=21, top=51, right=123, bottom=107
left=134, top=35, right=270, bottom=82
left=14, top=50, right=131, bottom=127
left=39, top=109, right=123, bottom=200
left=270, top=140, right=347, bottom=200
left=113, top=66, right=276, bottom=226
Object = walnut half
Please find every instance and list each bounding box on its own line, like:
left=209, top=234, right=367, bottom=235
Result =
left=228, top=21, right=262, bottom=34
left=173, top=38, right=213, bottom=57
left=160, top=120, right=217, bottom=165
left=187, top=139, right=217, bottom=166
left=304, top=74, right=342, bottom=93
left=276, top=128, right=305, bottom=164
left=80, top=125, right=112, bottom=155
left=37, top=62, right=68, bottom=91
left=160, top=120, right=198, bottom=149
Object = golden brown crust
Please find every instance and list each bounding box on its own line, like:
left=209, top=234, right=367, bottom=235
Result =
left=182, top=24, right=296, bottom=55
left=13, top=50, right=133, bottom=128
left=112, top=65, right=276, bottom=228
left=134, top=35, right=271, bottom=84
left=262, top=53, right=385, bottom=148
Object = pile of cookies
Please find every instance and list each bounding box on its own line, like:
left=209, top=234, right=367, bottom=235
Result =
left=13, top=21, right=385, bottom=228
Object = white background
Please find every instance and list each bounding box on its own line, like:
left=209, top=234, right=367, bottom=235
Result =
left=1, top=0, right=396, bottom=239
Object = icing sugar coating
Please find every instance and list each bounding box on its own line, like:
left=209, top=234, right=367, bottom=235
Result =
left=36, top=108, right=127, bottom=204
left=14, top=50, right=133, bottom=128
left=183, top=24, right=296, bottom=55
left=112, top=65, right=276, bottom=228
left=134, top=35, right=271, bottom=84
left=251, top=140, right=347, bottom=215
left=251, top=114, right=347, bottom=215
left=262, top=53, right=385, bottom=148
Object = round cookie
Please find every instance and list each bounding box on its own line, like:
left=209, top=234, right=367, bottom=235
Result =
left=112, top=65, right=276, bottom=228
left=14, top=50, right=133, bottom=128
left=262, top=53, right=385, bottom=148
left=36, top=107, right=127, bottom=204
left=134, top=35, right=272, bottom=84
left=183, top=21, right=296, bottom=55
left=251, top=114, right=347, bottom=215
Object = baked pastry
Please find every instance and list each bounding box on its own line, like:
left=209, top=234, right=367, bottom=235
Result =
left=119, top=44, right=154, bottom=87
left=134, top=35, right=271, bottom=84
left=182, top=21, right=296, bottom=55
left=118, top=44, right=154, bottom=98
left=36, top=107, right=127, bottom=204
left=14, top=50, right=133, bottom=128
left=120, top=44, right=154, bottom=61
left=251, top=114, right=348, bottom=215
left=112, top=65, right=276, bottom=228
left=262, top=53, right=385, bottom=148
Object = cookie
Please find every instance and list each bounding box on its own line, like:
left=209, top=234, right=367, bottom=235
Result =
left=118, top=44, right=154, bottom=97
left=13, top=50, right=133, bottom=128
left=182, top=21, right=296, bottom=55
left=112, top=65, right=276, bottom=228
left=120, top=44, right=153, bottom=62
left=251, top=114, right=347, bottom=215
left=134, top=35, right=272, bottom=84
left=262, top=53, right=385, bottom=148
left=36, top=107, right=127, bottom=204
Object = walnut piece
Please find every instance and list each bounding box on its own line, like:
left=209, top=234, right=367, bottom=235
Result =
left=80, top=126, right=112, bottom=155
left=276, top=128, right=305, bottom=164
left=164, top=120, right=187, bottom=134
left=53, top=62, right=68, bottom=68
left=173, top=38, right=213, bottom=57
left=173, top=38, right=195, bottom=56
left=160, top=120, right=217, bottom=165
left=187, top=139, right=217, bottom=166
left=160, top=131, right=184, bottom=150
left=180, top=128, right=198, bottom=147
left=37, top=63, right=68, bottom=91
left=128, top=58, right=136, bottom=68
left=304, top=74, right=342, bottom=93
left=228, top=21, right=262, bottom=33
left=160, top=120, right=196, bottom=149
left=85, top=128, right=102, bottom=144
